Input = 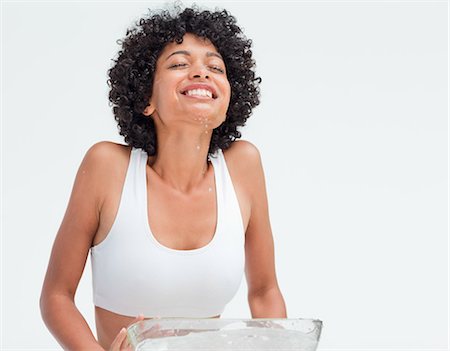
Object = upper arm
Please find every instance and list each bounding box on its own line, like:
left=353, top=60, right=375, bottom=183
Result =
left=41, top=141, right=115, bottom=299
left=236, top=141, right=280, bottom=297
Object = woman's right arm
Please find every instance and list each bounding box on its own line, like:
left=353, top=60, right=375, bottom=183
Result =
left=40, top=142, right=113, bottom=350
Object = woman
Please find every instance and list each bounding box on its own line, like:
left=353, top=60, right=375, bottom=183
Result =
left=40, top=4, right=286, bottom=350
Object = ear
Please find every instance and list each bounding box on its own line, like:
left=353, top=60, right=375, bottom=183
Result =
left=143, top=102, right=156, bottom=117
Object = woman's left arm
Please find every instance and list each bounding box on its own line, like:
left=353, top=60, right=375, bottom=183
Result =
left=238, top=141, right=287, bottom=318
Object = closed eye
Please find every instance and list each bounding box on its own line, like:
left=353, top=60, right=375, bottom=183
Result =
left=169, top=63, right=225, bottom=73
left=169, top=63, right=188, bottom=68
left=211, top=66, right=225, bottom=73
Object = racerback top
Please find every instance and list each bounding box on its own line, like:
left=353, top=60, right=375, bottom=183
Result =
left=90, top=147, right=245, bottom=318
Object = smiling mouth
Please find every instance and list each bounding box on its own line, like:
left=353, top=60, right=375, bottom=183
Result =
left=180, top=90, right=218, bottom=99
left=181, top=93, right=215, bottom=100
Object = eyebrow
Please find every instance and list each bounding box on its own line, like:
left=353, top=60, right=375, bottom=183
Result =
left=165, top=50, right=223, bottom=61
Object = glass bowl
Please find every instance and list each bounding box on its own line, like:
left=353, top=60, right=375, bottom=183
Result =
left=127, top=318, right=323, bottom=350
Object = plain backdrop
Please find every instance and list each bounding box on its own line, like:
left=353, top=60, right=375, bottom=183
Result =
left=1, top=0, right=448, bottom=350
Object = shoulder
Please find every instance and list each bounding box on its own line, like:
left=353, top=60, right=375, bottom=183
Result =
left=81, top=141, right=132, bottom=176
left=222, top=140, right=263, bottom=181
left=80, top=141, right=131, bottom=205
left=222, top=140, right=265, bottom=201
left=84, top=141, right=130, bottom=163
left=222, top=140, right=261, bottom=168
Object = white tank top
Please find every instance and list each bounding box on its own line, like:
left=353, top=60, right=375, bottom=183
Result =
left=90, top=147, right=245, bottom=318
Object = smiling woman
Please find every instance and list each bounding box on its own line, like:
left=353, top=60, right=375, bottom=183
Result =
left=39, top=3, right=286, bottom=350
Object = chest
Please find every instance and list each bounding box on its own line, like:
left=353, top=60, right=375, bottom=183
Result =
left=146, top=184, right=217, bottom=250
left=146, top=163, right=250, bottom=251
left=94, top=148, right=250, bottom=249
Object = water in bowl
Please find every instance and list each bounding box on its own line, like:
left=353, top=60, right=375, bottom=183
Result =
left=133, top=320, right=321, bottom=351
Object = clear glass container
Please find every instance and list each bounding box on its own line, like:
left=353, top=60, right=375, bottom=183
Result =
left=127, top=318, right=323, bottom=350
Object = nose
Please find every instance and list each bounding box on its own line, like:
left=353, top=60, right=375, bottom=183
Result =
left=188, top=62, right=210, bottom=80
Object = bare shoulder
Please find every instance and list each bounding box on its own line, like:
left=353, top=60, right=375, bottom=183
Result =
left=222, top=140, right=263, bottom=189
left=224, top=139, right=260, bottom=157
left=82, top=141, right=132, bottom=177
left=81, top=141, right=131, bottom=208
left=222, top=140, right=261, bottom=170
left=84, top=141, right=130, bottom=164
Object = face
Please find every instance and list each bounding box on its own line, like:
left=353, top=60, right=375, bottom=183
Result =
left=144, top=33, right=231, bottom=131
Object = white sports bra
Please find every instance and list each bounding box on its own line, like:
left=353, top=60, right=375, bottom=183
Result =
left=90, top=147, right=245, bottom=318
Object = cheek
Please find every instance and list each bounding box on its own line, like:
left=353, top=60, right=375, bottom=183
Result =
left=220, top=80, right=231, bottom=101
left=226, top=81, right=232, bottom=100
left=151, top=80, right=178, bottom=107
left=225, top=85, right=232, bottom=107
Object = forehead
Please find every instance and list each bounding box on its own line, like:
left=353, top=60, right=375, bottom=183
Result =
left=160, top=33, right=220, bottom=58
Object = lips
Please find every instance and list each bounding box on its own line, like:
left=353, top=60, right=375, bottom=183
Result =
left=180, top=83, right=218, bottom=99
left=182, top=93, right=213, bottom=100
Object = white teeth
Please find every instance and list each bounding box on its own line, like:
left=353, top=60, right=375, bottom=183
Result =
left=185, top=89, right=212, bottom=98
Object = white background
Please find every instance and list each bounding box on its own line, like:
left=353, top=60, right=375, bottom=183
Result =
left=1, top=0, right=448, bottom=350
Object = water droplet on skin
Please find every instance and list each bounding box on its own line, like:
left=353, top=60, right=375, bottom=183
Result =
left=197, top=115, right=209, bottom=124
left=196, top=145, right=200, bottom=150
left=208, top=187, right=212, bottom=192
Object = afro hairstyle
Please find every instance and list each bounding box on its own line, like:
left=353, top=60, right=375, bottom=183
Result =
left=107, top=2, right=261, bottom=157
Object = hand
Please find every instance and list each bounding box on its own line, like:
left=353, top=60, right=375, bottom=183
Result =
left=109, top=314, right=145, bottom=351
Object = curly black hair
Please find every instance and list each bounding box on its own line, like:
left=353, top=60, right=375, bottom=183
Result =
left=107, top=2, right=261, bottom=157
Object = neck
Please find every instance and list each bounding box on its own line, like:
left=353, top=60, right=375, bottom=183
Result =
left=147, top=126, right=212, bottom=194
